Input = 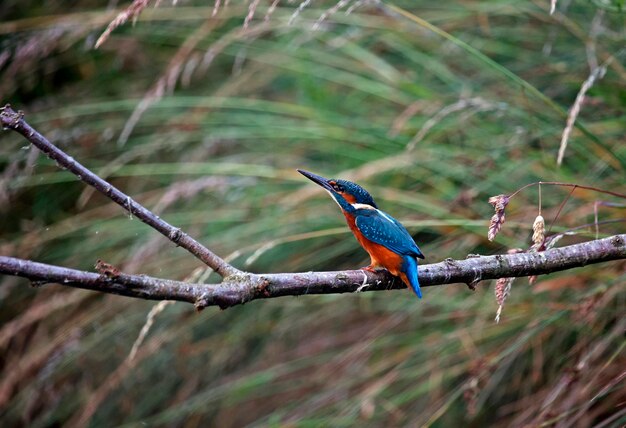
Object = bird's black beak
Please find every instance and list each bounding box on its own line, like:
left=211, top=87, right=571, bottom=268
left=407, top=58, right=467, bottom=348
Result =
left=297, top=169, right=335, bottom=193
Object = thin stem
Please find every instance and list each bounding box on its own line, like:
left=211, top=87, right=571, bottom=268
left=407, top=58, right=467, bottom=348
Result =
left=548, top=186, right=577, bottom=234
left=594, top=202, right=599, bottom=240
left=554, top=218, right=624, bottom=236
left=508, top=181, right=626, bottom=200
left=539, top=183, right=542, bottom=215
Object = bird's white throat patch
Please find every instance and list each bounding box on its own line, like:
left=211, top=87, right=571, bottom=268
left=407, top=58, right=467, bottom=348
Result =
left=352, top=204, right=395, bottom=223
left=351, top=203, right=376, bottom=210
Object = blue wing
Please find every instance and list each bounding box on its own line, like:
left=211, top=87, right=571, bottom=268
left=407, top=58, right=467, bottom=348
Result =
left=355, top=209, right=424, bottom=259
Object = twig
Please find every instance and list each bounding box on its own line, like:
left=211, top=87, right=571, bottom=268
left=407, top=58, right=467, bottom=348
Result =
left=0, top=104, right=240, bottom=278
left=508, top=181, right=626, bottom=200
left=547, top=185, right=576, bottom=234
left=1, top=234, right=624, bottom=309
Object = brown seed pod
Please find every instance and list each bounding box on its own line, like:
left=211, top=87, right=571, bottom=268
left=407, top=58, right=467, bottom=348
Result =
left=487, top=195, right=510, bottom=241
left=494, top=277, right=514, bottom=323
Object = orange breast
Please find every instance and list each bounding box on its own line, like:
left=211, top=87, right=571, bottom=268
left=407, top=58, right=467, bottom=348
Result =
left=343, top=212, right=404, bottom=276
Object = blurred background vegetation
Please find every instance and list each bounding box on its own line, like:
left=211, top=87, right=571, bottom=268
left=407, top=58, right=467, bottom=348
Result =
left=1, top=1, right=625, bottom=426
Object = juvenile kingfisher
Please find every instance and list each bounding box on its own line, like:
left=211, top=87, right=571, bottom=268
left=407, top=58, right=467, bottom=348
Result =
left=298, top=169, right=425, bottom=298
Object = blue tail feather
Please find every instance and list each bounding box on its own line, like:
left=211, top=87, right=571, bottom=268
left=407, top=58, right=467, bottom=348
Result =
left=402, top=256, right=422, bottom=299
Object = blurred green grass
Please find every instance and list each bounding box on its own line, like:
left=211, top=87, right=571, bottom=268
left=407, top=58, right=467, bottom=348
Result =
left=1, top=1, right=625, bottom=426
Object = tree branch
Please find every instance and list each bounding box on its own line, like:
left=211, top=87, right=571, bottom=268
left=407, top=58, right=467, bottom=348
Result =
left=2, top=104, right=625, bottom=310
left=1, top=234, right=624, bottom=309
left=0, top=104, right=239, bottom=278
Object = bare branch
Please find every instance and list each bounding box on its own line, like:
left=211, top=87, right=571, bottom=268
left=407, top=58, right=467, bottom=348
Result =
left=2, top=104, right=625, bottom=311
left=0, top=104, right=240, bottom=278
left=1, top=234, right=624, bottom=309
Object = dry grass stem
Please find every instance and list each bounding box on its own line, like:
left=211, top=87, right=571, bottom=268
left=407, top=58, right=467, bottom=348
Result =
left=212, top=0, right=222, bottom=17
left=586, top=10, right=604, bottom=71
left=265, top=0, right=281, bottom=21
left=95, top=0, right=152, bottom=49
left=407, top=97, right=503, bottom=150
left=312, top=0, right=353, bottom=31
left=289, top=0, right=314, bottom=25
left=117, top=19, right=216, bottom=145
left=128, top=300, right=174, bottom=362
left=388, top=100, right=429, bottom=137
left=1, top=28, right=90, bottom=98
left=557, top=65, right=607, bottom=166
left=0, top=291, right=85, bottom=348
left=72, top=331, right=176, bottom=426
left=244, top=0, right=262, bottom=29
left=346, top=0, right=371, bottom=14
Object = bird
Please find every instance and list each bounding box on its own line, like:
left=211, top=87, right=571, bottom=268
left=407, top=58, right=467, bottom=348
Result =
left=298, top=169, right=425, bottom=298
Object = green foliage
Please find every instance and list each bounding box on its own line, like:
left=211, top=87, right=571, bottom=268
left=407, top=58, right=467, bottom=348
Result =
left=1, top=1, right=624, bottom=426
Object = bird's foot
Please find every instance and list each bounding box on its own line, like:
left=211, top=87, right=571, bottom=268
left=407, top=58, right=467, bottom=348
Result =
left=360, top=265, right=383, bottom=273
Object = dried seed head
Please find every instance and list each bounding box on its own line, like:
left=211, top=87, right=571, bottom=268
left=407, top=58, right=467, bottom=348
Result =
left=494, top=277, right=514, bottom=323
left=495, top=277, right=512, bottom=306
left=532, top=215, right=545, bottom=247
left=488, top=195, right=510, bottom=241
left=488, top=194, right=510, bottom=209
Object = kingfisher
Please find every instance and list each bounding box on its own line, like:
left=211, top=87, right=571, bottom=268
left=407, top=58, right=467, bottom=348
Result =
left=298, top=169, right=425, bottom=298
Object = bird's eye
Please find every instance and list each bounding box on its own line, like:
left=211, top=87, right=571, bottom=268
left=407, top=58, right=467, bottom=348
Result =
left=328, top=180, right=344, bottom=192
